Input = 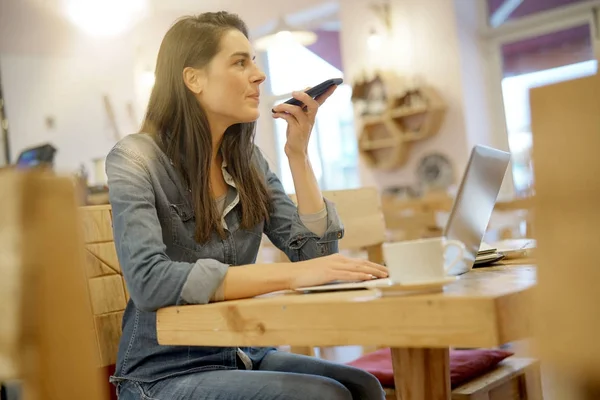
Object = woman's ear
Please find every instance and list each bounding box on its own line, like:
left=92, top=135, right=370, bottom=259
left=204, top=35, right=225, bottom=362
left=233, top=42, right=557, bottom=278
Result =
left=183, top=67, right=206, bottom=94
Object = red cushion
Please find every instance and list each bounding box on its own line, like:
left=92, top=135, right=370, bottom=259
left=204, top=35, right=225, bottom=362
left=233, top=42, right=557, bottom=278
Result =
left=347, top=348, right=513, bottom=388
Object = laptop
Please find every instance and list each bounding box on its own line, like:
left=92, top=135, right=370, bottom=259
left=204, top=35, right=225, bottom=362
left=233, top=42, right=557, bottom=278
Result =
left=296, top=145, right=511, bottom=292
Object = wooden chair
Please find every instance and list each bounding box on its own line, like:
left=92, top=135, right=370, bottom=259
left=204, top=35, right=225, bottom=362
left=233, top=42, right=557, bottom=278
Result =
left=380, top=190, right=451, bottom=242
left=78, top=204, right=128, bottom=370
left=530, top=71, right=600, bottom=397
left=0, top=170, right=107, bottom=400
left=487, top=197, right=534, bottom=241
left=263, top=187, right=387, bottom=263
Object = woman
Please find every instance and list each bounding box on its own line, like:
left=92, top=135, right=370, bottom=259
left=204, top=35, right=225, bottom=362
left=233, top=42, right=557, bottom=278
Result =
left=106, top=12, right=387, bottom=400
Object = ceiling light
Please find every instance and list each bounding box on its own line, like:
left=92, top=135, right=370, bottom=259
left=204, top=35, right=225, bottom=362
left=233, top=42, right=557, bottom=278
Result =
left=64, top=0, right=148, bottom=38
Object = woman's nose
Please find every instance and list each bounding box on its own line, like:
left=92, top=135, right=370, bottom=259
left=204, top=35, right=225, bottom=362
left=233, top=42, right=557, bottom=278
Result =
left=253, top=67, right=266, bottom=84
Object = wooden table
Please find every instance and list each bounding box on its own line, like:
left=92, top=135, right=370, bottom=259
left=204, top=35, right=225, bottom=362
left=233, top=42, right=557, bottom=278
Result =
left=156, top=264, right=536, bottom=400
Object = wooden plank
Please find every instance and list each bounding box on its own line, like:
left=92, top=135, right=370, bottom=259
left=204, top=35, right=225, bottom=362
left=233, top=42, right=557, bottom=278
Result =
left=86, top=242, right=120, bottom=274
left=95, top=311, right=123, bottom=367
left=157, top=266, right=535, bottom=348
left=89, top=275, right=127, bottom=315
left=290, top=188, right=386, bottom=250
left=84, top=250, right=118, bottom=278
left=530, top=73, right=600, bottom=381
left=158, top=294, right=498, bottom=348
left=488, top=380, right=520, bottom=400
left=80, top=206, right=113, bottom=244
left=391, top=347, right=451, bottom=400
left=0, top=173, right=31, bottom=382
left=522, top=359, right=543, bottom=400
left=0, top=171, right=106, bottom=400
left=157, top=294, right=499, bottom=348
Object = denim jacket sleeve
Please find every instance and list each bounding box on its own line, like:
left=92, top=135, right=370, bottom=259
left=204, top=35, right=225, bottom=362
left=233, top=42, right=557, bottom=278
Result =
left=254, top=148, right=345, bottom=262
left=106, top=146, right=229, bottom=312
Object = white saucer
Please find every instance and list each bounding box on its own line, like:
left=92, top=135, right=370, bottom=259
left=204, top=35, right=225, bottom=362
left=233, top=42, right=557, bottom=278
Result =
left=377, top=276, right=458, bottom=296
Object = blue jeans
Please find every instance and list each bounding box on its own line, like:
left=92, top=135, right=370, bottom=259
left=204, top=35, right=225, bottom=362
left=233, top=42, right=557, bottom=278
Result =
left=117, top=351, right=385, bottom=399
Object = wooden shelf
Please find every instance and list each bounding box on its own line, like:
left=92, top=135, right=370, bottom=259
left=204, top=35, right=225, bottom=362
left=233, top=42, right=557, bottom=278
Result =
left=389, top=104, right=428, bottom=118
left=361, top=105, right=429, bottom=127
left=360, top=138, right=400, bottom=150
left=361, top=115, right=386, bottom=127
left=357, top=86, right=447, bottom=170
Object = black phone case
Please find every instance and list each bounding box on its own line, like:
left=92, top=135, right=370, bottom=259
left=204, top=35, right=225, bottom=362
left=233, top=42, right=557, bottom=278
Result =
left=277, top=78, right=343, bottom=109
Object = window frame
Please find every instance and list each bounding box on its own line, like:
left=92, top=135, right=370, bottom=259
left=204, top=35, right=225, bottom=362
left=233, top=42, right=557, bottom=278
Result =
left=480, top=0, right=600, bottom=195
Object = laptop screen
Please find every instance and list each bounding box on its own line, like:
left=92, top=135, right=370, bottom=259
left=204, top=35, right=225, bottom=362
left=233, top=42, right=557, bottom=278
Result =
left=443, top=145, right=511, bottom=275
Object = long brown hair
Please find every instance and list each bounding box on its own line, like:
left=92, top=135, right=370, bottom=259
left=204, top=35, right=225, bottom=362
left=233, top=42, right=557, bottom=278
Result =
left=141, top=12, right=271, bottom=243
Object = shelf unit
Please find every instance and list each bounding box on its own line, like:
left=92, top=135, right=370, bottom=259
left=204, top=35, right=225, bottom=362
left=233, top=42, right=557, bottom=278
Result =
left=357, top=87, right=446, bottom=170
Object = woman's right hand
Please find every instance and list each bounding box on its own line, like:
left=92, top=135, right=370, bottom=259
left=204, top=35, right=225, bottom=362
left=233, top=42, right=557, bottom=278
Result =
left=287, top=254, right=388, bottom=289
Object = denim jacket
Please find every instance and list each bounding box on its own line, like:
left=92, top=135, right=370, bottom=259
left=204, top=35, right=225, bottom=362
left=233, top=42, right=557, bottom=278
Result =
left=105, top=133, right=344, bottom=384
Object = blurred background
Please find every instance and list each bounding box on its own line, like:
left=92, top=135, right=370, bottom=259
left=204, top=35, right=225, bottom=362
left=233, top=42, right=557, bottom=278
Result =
left=0, top=0, right=597, bottom=200
left=1, top=2, right=599, bottom=399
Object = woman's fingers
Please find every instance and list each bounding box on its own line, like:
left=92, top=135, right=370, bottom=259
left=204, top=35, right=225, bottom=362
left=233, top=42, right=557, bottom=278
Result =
left=272, top=103, right=309, bottom=122
left=334, top=256, right=388, bottom=278
left=291, top=91, right=319, bottom=116
left=352, top=265, right=388, bottom=278
left=331, top=264, right=388, bottom=278
left=314, top=85, right=337, bottom=106
left=363, top=260, right=388, bottom=274
left=332, top=271, right=374, bottom=282
left=272, top=112, right=298, bottom=126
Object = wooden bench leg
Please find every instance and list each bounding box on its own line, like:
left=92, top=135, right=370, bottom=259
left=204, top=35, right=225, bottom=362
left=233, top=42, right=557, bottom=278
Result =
left=523, top=360, right=543, bottom=400
left=391, top=347, right=451, bottom=400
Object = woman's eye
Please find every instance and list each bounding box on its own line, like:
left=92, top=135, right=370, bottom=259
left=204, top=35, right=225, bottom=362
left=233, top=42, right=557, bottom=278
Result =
left=236, top=59, right=246, bottom=67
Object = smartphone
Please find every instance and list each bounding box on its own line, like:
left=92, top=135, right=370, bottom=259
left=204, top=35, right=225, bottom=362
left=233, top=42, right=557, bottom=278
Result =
left=274, top=78, right=343, bottom=111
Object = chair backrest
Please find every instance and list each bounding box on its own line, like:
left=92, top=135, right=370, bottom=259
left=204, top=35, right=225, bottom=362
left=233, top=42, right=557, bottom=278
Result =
left=0, top=170, right=106, bottom=400
left=289, top=187, right=387, bottom=263
left=492, top=197, right=534, bottom=239
left=380, top=191, right=451, bottom=242
left=530, top=72, right=600, bottom=385
left=79, top=205, right=127, bottom=368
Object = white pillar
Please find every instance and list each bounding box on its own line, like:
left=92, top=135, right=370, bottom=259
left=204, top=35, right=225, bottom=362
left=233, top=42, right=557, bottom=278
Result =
left=453, top=0, right=514, bottom=197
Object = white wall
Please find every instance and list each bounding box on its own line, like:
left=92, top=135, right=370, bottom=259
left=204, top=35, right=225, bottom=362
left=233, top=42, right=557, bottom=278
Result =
left=453, top=0, right=516, bottom=197
left=0, top=0, right=138, bottom=179
left=0, top=0, right=338, bottom=176
left=0, top=51, right=136, bottom=177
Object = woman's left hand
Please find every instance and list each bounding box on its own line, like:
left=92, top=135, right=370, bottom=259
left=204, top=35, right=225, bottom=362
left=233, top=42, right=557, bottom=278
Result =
left=272, top=85, right=337, bottom=159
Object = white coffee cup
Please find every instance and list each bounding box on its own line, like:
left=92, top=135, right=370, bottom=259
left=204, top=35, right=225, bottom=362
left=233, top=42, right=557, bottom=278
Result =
left=382, top=237, right=466, bottom=284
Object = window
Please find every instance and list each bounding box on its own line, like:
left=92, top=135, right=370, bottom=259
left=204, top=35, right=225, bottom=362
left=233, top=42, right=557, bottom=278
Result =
left=487, top=0, right=595, bottom=26
left=499, top=24, right=598, bottom=194
left=265, top=39, right=359, bottom=194
left=502, top=59, right=597, bottom=193
left=485, top=0, right=599, bottom=196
